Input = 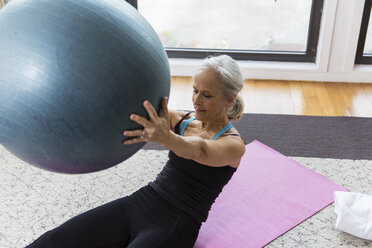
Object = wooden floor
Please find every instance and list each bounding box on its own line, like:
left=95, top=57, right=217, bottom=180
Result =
left=168, top=77, right=372, bottom=117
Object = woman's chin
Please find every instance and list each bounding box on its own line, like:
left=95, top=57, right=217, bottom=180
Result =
left=194, top=111, right=206, bottom=120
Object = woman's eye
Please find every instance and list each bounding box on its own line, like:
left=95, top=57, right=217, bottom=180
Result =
left=193, top=90, right=211, bottom=98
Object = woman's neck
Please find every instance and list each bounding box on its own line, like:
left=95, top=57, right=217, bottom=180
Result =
left=200, top=115, right=230, bottom=133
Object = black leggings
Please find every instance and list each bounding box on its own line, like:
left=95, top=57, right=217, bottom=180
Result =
left=26, top=186, right=201, bottom=248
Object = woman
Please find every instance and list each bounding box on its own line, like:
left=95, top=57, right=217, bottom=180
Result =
left=27, top=55, right=246, bottom=248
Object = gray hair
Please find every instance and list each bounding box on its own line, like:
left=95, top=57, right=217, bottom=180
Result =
left=194, top=55, right=245, bottom=121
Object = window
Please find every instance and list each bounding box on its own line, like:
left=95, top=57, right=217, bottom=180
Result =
left=355, top=0, right=372, bottom=64
left=128, top=0, right=323, bottom=62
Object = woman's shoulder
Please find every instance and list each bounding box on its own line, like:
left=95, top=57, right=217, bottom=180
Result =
left=216, top=131, right=246, bottom=168
left=221, top=126, right=241, bottom=138
left=169, top=110, right=194, bottom=130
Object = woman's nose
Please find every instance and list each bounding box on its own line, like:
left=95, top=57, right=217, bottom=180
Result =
left=194, top=94, right=202, bottom=105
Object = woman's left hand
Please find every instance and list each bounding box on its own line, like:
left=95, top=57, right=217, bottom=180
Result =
left=123, top=97, right=170, bottom=146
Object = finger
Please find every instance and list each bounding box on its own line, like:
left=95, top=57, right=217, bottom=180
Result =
left=123, top=129, right=143, bottom=137
left=160, top=97, right=169, bottom=118
left=123, top=137, right=146, bottom=145
left=130, top=114, right=151, bottom=127
left=143, top=100, right=159, bottom=121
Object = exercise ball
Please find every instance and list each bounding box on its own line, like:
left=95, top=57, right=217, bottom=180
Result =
left=0, top=0, right=170, bottom=173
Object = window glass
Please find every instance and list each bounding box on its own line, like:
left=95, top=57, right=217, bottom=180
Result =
left=138, top=0, right=312, bottom=52
left=363, top=6, right=372, bottom=54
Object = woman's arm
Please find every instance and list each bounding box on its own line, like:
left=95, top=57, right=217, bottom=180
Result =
left=166, top=132, right=245, bottom=167
left=123, top=98, right=245, bottom=167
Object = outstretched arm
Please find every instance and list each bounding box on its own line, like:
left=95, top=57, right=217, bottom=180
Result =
left=123, top=98, right=245, bottom=167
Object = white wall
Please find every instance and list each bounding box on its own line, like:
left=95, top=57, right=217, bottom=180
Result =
left=170, top=0, right=372, bottom=83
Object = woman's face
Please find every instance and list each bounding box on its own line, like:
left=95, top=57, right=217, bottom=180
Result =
left=192, top=69, right=231, bottom=122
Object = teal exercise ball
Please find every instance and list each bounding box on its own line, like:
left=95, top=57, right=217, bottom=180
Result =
left=0, top=0, right=170, bottom=173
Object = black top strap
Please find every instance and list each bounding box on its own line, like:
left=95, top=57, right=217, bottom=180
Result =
left=223, top=134, right=240, bottom=136
left=221, top=133, right=246, bottom=145
left=174, top=112, right=193, bottom=134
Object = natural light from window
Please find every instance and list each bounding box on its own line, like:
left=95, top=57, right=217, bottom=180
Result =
left=138, top=0, right=312, bottom=52
left=363, top=6, right=372, bottom=54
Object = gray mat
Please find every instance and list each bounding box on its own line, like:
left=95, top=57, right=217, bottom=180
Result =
left=144, top=113, right=372, bottom=160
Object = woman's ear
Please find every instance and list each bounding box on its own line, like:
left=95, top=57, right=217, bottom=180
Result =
left=226, top=94, right=237, bottom=108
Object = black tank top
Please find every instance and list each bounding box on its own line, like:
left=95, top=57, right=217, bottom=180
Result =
left=149, top=112, right=237, bottom=223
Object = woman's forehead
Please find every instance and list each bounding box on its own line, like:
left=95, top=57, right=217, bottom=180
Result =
left=193, top=70, right=221, bottom=89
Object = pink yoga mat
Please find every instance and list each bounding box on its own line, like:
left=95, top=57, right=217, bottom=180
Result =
left=194, top=140, right=348, bottom=248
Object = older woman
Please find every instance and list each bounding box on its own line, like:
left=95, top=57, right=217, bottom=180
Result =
left=27, top=55, right=246, bottom=248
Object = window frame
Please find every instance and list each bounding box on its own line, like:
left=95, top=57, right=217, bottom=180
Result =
left=127, top=0, right=324, bottom=62
left=355, top=0, right=372, bottom=64
left=126, top=0, right=137, bottom=9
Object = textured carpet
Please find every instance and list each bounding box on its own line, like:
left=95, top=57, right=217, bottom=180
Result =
left=1, top=146, right=371, bottom=248
left=1, top=114, right=372, bottom=248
